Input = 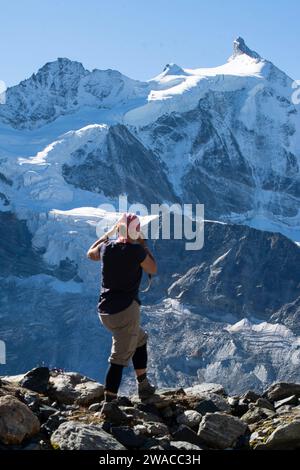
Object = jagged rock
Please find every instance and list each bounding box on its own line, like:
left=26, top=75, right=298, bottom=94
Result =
left=142, top=436, right=171, bottom=450
left=176, top=410, right=202, bottom=429
left=38, top=404, right=59, bottom=423
left=195, top=399, right=221, bottom=415
left=40, top=410, right=67, bottom=435
left=254, top=420, right=300, bottom=450
left=20, top=391, right=41, bottom=412
left=207, top=393, right=231, bottom=412
left=132, top=394, right=173, bottom=409
left=241, top=405, right=275, bottom=424
left=120, top=406, right=162, bottom=423
left=198, top=412, right=248, bottom=449
left=134, top=422, right=169, bottom=437
left=228, top=396, right=239, bottom=406
left=241, top=390, right=261, bottom=402
left=274, top=395, right=298, bottom=409
left=184, top=383, right=225, bottom=397
left=51, top=421, right=126, bottom=450
left=172, top=424, right=204, bottom=448
left=264, top=383, right=300, bottom=402
left=230, top=398, right=249, bottom=417
left=194, top=393, right=231, bottom=414
left=169, top=440, right=203, bottom=450
left=255, top=397, right=274, bottom=411
left=20, top=367, right=50, bottom=393
left=136, top=402, right=163, bottom=418
left=49, top=371, right=104, bottom=405
left=111, top=426, right=146, bottom=448
left=231, top=36, right=261, bottom=60
left=96, top=402, right=130, bottom=426
left=0, top=395, right=40, bottom=445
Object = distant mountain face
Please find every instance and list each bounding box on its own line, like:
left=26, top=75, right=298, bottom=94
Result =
left=0, top=58, right=150, bottom=129
left=0, top=38, right=299, bottom=392
left=1, top=39, right=299, bottom=233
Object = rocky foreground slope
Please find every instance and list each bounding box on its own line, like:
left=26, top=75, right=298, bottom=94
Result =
left=0, top=367, right=300, bottom=451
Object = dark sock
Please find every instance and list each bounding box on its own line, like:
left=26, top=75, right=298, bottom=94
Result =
left=132, top=343, right=148, bottom=370
left=137, top=372, right=147, bottom=383
left=105, top=363, right=124, bottom=394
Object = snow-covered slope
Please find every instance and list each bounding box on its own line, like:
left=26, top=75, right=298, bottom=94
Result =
left=0, top=37, right=300, bottom=392
left=0, top=58, right=150, bottom=129
left=2, top=36, right=297, bottom=238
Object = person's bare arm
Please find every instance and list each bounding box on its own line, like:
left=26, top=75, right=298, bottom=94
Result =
left=87, top=235, right=107, bottom=261
left=139, top=238, right=157, bottom=274
left=87, top=222, right=119, bottom=261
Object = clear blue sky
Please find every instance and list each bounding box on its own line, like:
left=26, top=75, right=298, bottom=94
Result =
left=0, top=0, right=299, bottom=87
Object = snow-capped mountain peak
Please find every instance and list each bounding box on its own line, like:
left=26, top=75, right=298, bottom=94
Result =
left=230, top=36, right=262, bottom=61
left=161, top=63, right=188, bottom=77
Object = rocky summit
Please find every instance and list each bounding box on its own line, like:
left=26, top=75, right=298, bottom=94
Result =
left=0, top=367, right=300, bottom=451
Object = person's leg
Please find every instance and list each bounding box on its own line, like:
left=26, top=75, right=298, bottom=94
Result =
left=99, top=302, right=141, bottom=400
left=104, top=363, right=124, bottom=401
left=132, top=329, right=156, bottom=399
left=132, top=341, right=147, bottom=377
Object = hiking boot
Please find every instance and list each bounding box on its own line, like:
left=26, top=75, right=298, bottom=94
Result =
left=138, top=377, right=156, bottom=400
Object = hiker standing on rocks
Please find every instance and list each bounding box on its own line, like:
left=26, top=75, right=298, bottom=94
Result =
left=87, top=213, right=157, bottom=404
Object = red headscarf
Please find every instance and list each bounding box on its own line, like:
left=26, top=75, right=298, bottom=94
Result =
left=117, top=213, right=141, bottom=243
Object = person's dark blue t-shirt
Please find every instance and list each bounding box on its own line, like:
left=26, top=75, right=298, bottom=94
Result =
left=98, top=241, right=147, bottom=314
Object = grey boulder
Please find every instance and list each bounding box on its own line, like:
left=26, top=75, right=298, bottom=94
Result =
left=49, top=371, right=104, bottom=406
left=264, top=383, right=300, bottom=402
left=51, top=421, right=126, bottom=450
left=0, top=395, right=40, bottom=445
left=176, top=410, right=202, bottom=429
left=255, top=420, right=300, bottom=450
left=198, top=412, right=248, bottom=449
left=20, top=367, right=50, bottom=394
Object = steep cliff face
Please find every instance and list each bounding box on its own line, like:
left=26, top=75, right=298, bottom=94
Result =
left=62, top=124, right=177, bottom=205
left=155, top=223, right=300, bottom=320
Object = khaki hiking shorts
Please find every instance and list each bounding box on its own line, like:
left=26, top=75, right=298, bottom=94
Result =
left=99, top=300, right=148, bottom=367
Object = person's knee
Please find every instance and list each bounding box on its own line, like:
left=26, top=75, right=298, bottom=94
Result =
left=109, top=353, right=130, bottom=367
left=137, top=329, right=148, bottom=348
left=132, top=342, right=148, bottom=370
left=110, top=338, right=138, bottom=366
